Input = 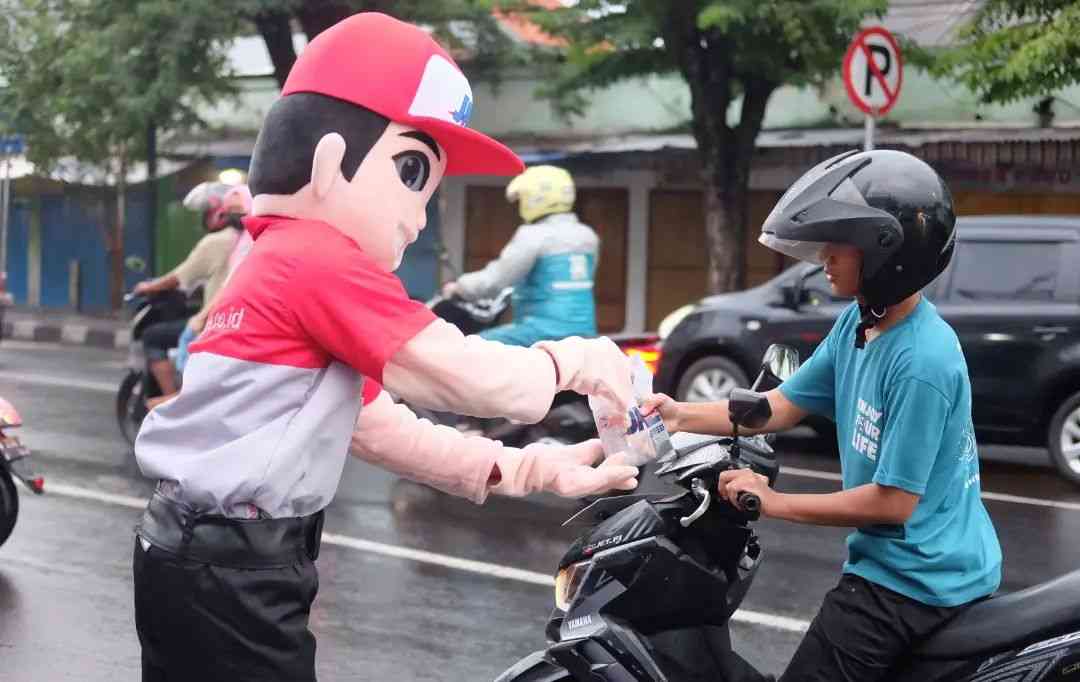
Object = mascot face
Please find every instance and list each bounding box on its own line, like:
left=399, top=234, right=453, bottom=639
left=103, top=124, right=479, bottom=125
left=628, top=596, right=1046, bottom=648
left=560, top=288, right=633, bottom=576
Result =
left=310, top=122, right=448, bottom=271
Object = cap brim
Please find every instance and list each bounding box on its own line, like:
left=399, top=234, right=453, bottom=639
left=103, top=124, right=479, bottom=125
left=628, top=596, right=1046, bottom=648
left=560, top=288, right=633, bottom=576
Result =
left=405, top=116, right=524, bottom=177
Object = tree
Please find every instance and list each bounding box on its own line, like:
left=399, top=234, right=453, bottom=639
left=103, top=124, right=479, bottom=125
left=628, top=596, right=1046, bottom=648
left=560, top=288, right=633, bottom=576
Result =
left=524, top=0, right=886, bottom=292
left=932, top=0, right=1080, bottom=121
left=241, top=0, right=522, bottom=89
left=0, top=0, right=243, bottom=308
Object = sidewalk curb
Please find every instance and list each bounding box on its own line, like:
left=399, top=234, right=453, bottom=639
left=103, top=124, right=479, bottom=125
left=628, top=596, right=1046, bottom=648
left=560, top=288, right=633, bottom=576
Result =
left=2, top=319, right=130, bottom=350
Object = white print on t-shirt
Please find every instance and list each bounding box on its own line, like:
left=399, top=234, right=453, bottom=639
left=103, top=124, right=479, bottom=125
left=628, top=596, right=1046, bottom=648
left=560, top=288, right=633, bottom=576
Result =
left=960, top=427, right=977, bottom=464
left=852, top=398, right=883, bottom=461
left=205, top=306, right=246, bottom=332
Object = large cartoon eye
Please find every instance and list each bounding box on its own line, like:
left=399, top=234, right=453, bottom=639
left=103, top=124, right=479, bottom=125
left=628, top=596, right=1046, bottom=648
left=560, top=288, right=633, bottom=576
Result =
left=393, top=151, right=430, bottom=192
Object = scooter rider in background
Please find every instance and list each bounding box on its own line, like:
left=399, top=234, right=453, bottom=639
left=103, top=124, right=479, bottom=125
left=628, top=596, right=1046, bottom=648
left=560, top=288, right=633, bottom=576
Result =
left=171, top=184, right=253, bottom=379
left=442, top=165, right=599, bottom=346
left=643, top=150, right=1002, bottom=682
left=133, top=182, right=244, bottom=405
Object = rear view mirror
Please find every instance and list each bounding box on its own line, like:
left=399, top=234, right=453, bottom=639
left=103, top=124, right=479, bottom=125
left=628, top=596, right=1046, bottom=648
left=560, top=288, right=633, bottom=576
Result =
left=728, top=388, right=772, bottom=430
left=125, top=256, right=146, bottom=274
left=752, top=344, right=800, bottom=392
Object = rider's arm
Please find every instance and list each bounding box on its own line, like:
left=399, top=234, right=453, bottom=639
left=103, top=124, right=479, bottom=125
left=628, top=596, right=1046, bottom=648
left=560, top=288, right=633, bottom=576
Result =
left=171, top=231, right=234, bottom=292
left=455, top=225, right=541, bottom=300
left=757, top=483, right=919, bottom=526
left=134, top=273, right=181, bottom=295
left=669, top=389, right=809, bottom=436
left=138, top=231, right=231, bottom=296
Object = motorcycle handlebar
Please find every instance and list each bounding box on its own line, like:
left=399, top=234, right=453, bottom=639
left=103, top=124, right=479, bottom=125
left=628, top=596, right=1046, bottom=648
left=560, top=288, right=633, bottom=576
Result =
left=736, top=491, right=761, bottom=517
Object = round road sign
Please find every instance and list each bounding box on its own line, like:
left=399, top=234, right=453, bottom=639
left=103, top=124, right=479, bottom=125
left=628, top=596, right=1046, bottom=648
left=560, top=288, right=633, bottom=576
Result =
left=843, top=26, right=903, bottom=117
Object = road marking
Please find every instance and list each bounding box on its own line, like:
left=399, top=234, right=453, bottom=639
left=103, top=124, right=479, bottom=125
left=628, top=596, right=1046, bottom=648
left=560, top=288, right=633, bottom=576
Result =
left=783, top=466, right=1080, bottom=512
left=0, top=371, right=114, bottom=393
left=42, top=480, right=810, bottom=633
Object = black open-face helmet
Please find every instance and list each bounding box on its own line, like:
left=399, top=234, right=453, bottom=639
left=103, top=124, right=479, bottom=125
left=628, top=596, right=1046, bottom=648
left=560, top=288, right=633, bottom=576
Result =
left=759, top=149, right=956, bottom=346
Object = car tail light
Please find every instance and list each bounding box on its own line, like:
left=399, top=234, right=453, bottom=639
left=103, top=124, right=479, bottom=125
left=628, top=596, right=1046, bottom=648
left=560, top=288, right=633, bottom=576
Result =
left=619, top=338, right=662, bottom=375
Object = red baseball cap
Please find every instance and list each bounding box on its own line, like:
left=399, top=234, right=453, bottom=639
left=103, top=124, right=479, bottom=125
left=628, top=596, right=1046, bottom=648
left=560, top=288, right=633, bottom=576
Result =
left=282, top=12, right=524, bottom=177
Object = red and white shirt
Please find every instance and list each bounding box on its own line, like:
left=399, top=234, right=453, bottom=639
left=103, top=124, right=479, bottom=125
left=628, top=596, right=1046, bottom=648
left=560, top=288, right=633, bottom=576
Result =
left=134, top=216, right=435, bottom=518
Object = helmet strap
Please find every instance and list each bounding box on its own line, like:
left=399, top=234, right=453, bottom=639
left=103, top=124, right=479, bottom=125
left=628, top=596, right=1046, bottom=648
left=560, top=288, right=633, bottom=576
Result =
left=855, top=304, right=887, bottom=349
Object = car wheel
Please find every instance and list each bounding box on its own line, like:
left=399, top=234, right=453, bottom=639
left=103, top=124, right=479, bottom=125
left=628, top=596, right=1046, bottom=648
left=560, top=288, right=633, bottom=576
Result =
left=1049, top=391, right=1080, bottom=485
left=675, top=356, right=749, bottom=403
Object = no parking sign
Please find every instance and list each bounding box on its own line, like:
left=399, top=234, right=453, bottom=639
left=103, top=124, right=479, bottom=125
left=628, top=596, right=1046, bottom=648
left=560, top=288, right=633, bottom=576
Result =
left=843, top=26, right=903, bottom=149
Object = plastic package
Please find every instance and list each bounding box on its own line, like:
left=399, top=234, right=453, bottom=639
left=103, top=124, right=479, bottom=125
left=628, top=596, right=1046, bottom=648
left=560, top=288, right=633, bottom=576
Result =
left=588, top=355, right=673, bottom=467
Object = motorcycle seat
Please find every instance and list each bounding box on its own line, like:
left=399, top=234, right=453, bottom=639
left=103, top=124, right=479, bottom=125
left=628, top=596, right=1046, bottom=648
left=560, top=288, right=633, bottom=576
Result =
left=913, top=568, right=1080, bottom=660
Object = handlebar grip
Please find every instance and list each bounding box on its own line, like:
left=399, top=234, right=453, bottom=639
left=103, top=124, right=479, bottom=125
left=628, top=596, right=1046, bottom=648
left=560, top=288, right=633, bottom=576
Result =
left=736, top=491, right=761, bottom=515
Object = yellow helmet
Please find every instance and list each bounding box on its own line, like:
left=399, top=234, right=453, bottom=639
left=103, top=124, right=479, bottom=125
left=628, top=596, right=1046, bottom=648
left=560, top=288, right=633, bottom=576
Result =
left=505, top=165, right=576, bottom=223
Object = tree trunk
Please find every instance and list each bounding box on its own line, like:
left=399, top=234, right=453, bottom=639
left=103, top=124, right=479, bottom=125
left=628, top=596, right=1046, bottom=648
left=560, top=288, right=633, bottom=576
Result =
left=703, top=182, right=744, bottom=293
left=702, top=77, right=777, bottom=294
left=254, top=9, right=297, bottom=89
left=295, top=1, right=355, bottom=42
left=111, top=157, right=127, bottom=310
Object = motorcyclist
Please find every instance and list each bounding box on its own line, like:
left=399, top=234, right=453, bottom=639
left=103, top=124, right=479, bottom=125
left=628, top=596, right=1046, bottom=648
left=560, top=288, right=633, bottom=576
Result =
left=172, top=184, right=253, bottom=377
left=644, top=150, right=1002, bottom=682
left=442, top=165, right=599, bottom=346
left=133, top=182, right=244, bottom=403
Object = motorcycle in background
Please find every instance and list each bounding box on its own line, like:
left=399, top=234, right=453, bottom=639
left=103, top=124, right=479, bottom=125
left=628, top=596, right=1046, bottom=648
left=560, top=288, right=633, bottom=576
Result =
left=115, top=289, right=196, bottom=446
left=0, top=396, right=44, bottom=548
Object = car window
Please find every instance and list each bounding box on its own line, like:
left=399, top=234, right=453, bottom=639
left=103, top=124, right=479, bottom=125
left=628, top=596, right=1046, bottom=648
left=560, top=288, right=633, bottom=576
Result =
left=947, top=241, right=1061, bottom=302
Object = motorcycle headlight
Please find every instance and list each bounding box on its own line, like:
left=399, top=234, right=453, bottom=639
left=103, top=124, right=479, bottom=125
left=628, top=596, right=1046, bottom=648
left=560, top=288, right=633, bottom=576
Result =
left=554, top=561, right=590, bottom=611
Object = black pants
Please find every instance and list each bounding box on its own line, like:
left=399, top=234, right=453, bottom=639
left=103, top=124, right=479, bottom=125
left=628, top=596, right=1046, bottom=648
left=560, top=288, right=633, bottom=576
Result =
left=133, top=494, right=323, bottom=682
left=779, top=573, right=962, bottom=682
left=142, top=318, right=189, bottom=362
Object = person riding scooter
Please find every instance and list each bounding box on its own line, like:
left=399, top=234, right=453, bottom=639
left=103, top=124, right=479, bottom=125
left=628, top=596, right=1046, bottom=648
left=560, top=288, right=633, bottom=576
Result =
left=644, top=149, right=1002, bottom=682
left=442, top=165, right=599, bottom=346
left=172, top=184, right=253, bottom=378
left=133, top=182, right=244, bottom=406
left=134, top=181, right=245, bottom=406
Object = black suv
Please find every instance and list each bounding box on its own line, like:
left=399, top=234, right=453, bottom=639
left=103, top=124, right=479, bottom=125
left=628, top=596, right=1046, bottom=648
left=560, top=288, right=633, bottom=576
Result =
left=654, top=216, right=1080, bottom=484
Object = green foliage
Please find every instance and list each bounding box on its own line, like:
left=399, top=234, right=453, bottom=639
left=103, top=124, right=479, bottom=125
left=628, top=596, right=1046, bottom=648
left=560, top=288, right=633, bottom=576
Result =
left=522, top=0, right=886, bottom=120
left=933, top=0, right=1080, bottom=104
left=0, top=0, right=244, bottom=172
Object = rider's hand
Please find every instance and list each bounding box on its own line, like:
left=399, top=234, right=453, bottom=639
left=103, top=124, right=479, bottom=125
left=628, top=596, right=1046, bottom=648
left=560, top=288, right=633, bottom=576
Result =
left=718, top=468, right=778, bottom=515
left=640, top=393, right=682, bottom=432
left=535, top=336, right=635, bottom=414
left=492, top=439, right=639, bottom=498
left=133, top=280, right=153, bottom=296
left=441, top=281, right=460, bottom=299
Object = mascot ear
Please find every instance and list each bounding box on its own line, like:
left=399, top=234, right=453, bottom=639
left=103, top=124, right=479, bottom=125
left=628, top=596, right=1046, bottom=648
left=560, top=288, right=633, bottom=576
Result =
left=311, top=132, right=347, bottom=200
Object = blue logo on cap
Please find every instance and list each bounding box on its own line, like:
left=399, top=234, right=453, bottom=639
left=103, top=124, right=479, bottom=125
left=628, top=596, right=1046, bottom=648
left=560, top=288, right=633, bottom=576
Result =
left=450, top=95, right=473, bottom=126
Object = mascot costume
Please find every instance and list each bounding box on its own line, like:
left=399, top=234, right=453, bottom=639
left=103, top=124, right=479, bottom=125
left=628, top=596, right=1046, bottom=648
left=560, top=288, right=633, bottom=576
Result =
left=131, top=13, right=639, bottom=681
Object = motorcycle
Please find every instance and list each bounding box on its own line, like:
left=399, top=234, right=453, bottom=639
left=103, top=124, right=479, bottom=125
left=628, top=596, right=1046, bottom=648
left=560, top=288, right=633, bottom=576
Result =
left=0, top=396, right=44, bottom=548
left=495, top=344, right=1080, bottom=682
left=116, top=289, right=196, bottom=446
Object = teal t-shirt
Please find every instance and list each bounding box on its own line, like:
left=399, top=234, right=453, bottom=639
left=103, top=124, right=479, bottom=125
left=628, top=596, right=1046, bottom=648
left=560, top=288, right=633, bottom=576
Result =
left=780, top=298, right=1002, bottom=607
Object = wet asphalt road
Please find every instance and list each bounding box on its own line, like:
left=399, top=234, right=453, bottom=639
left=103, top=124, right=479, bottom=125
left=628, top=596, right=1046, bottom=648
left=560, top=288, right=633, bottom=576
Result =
left=1, top=340, right=1080, bottom=681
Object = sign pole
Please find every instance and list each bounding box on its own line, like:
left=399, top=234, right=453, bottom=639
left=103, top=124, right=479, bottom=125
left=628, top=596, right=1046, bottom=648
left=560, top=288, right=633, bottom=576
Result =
left=0, top=157, right=8, bottom=274
left=863, top=114, right=875, bottom=151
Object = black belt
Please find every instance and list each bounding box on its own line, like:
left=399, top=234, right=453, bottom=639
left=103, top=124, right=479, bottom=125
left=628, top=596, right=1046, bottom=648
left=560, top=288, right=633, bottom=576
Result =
left=136, top=492, right=324, bottom=569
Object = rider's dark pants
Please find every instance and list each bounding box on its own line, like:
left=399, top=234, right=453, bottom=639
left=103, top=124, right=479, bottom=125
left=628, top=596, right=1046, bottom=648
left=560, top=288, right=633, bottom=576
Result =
left=142, top=319, right=189, bottom=362
left=133, top=493, right=323, bottom=682
left=779, top=573, right=963, bottom=682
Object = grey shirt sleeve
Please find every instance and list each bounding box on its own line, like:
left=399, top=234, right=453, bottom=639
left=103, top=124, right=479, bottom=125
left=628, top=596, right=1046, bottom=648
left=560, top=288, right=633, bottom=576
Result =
left=456, top=225, right=541, bottom=300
